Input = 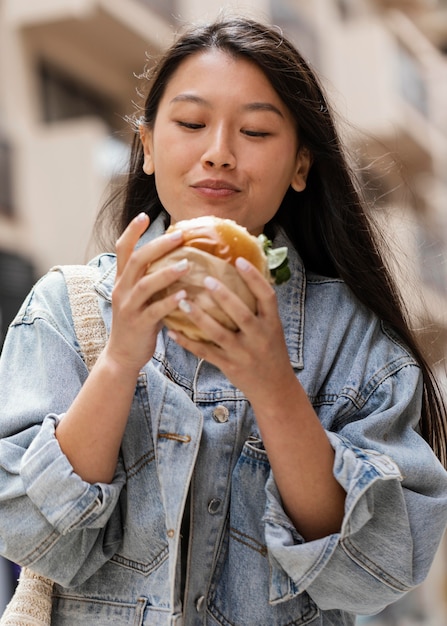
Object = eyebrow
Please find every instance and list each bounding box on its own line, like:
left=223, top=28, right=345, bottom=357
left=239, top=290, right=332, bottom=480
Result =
left=170, top=94, right=285, bottom=118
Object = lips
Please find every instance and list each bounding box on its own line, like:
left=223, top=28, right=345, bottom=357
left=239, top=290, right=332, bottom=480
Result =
left=191, top=179, right=241, bottom=194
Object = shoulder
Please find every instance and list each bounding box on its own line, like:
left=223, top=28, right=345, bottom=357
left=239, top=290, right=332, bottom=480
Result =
left=10, top=255, right=113, bottom=339
left=12, top=269, right=71, bottom=329
left=300, top=272, right=419, bottom=416
left=87, top=252, right=116, bottom=273
left=305, top=272, right=415, bottom=363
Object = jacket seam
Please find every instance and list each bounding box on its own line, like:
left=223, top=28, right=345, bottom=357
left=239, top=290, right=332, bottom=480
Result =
left=124, top=450, right=156, bottom=480
left=335, top=361, right=419, bottom=424
left=52, top=593, right=142, bottom=608
left=22, top=528, right=61, bottom=565
left=381, top=321, right=415, bottom=360
left=309, top=360, right=417, bottom=420
left=63, top=496, right=104, bottom=534
left=341, top=536, right=411, bottom=592
left=11, top=305, right=87, bottom=367
left=110, top=546, right=169, bottom=575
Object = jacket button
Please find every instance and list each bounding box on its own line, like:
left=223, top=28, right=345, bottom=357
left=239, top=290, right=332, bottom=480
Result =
left=195, top=595, right=205, bottom=612
left=212, top=406, right=229, bottom=423
left=167, top=529, right=175, bottom=538
left=207, top=498, right=222, bottom=514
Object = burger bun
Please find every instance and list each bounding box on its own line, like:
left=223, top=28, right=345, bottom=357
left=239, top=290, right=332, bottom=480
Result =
left=147, top=216, right=268, bottom=341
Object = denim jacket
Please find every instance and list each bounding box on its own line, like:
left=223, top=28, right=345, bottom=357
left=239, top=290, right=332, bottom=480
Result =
left=1, top=216, right=447, bottom=626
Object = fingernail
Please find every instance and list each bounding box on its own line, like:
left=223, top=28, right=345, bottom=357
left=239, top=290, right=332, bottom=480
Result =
left=135, top=212, right=148, bottom=223
left=178, top=299, right=191, bottom=314
left=236, top=257, right=250, bottom=271
left=168, top=229, right=183, bottom=241
left=204, top=276, right=219, bottom=291
left=174, top=289, right=187, bottom=302
left=173, top=258, right=188, bottom=272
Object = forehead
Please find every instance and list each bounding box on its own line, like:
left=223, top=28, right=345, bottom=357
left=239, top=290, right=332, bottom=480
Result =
left=159, top=49, right=285, bottom=109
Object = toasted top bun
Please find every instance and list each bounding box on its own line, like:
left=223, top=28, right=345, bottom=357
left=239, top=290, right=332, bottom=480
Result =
left=147, top=216, right=268, bottom=342
left=166, top=216, right=268, bottom=276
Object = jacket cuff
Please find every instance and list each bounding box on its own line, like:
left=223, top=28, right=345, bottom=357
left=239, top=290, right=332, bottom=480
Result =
left=20, top=415, right=125, bottom=534
left=263, top=431, right=402, bottom=604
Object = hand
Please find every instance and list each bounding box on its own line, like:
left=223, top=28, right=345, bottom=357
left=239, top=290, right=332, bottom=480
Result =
left=168, top=256, right=296, bottom=404
left=105, top=213, right=189, bottom=375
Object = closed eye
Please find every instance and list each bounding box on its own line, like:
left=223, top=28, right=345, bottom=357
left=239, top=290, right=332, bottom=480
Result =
left=177, top=121, right=205, bottom=130
left=242, top=130, right=270, bottom=138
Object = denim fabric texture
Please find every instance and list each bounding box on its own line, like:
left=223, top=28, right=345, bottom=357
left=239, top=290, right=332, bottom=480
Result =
left=1, top=214, right=447, bottom=625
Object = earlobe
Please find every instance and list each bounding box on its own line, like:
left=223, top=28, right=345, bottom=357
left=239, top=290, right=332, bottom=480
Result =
left=291, top=147, right=312, bottom=192
left=139, top=124, right=155, bottom=176
left=143, top=154, right=155, bottom=176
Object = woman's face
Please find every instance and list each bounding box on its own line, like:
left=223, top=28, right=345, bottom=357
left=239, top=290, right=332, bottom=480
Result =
left=140, top=50, right=310, bottom=235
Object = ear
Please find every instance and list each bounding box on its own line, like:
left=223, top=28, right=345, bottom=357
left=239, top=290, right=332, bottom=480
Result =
left=291, top=147, right=312, bottom=192
left=139, top=124, right=155, bottom=175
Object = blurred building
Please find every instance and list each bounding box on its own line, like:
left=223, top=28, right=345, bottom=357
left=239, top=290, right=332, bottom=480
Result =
left=1, top=0, right=447, bottom=623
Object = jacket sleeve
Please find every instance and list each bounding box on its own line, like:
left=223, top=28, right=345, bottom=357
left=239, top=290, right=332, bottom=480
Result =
left=0, top=271, right=126, bottom=586
left=263, top=365, right=447, bottom=615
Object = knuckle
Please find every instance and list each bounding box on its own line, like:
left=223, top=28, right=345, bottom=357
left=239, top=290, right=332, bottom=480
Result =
left=266, top=282, right=276, bottom=297
left=111, top=283, right=123, bottom=304
left=238, top=309, right=253, bottom=326
left=115, top=234, right=127, bottom=253
left=265, top=288, right=277, bottom=305
left=128, top=250, right=140, bottom=267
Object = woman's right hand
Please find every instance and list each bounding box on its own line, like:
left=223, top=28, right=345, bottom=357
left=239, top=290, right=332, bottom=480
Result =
left=105, top=213, right=189, bottom=375
left=56, top=213, right=189, bottom=484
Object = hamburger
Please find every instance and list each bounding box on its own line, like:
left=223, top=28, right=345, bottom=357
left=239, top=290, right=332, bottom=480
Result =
left=147, top=215, right=289, bottom=341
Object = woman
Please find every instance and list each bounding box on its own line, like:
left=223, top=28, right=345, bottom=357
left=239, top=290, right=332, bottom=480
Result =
left=1, top=16, right=447, bottom=626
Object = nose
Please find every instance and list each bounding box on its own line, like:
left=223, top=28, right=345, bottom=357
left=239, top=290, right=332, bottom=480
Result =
left=201, top=127, right=236, bottom=169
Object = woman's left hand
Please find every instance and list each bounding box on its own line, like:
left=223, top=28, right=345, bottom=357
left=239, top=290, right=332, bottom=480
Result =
left=168, top=256, right=294, bottom=403
left=169, top=257, right=346, bottom=541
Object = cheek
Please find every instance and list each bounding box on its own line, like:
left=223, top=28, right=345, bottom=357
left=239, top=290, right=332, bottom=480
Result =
left=254, top=151, right=297, bottom=193
left=255, top=139, right=297, bottom=175
left=152, top=147, right=191, bottom=186
left=163, top=142, right=198, bottom=173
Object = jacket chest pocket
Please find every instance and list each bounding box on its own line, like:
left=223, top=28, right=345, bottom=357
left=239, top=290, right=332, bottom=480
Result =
left=208, top=437, right=319, bottom=625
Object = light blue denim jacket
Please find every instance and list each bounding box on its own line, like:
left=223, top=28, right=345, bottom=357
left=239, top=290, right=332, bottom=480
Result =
left=1, top=215, right=447, bottom=626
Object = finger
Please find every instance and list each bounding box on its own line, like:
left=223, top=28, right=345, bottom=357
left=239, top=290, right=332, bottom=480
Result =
left=175, top=297, right=236, bottom=348
left=117, top=223, right=184, bottom=290
left=138, top=229, right=184, bottom=270
left=143, top=288, right=188, bottom=326
left=129, top=258, right=190, bottom=311
left=201, top=270, right=279, bottom=343
left=116, top=213, right=149, bottom=277
left=202, top=276, right=255, bottom=330
left=234, top=257, right=276, bottom=301
left=167, top=325, right=224, bottom=363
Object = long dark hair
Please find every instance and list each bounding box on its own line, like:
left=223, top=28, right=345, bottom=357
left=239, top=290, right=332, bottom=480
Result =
left=95, top=17, right=447, bottom=464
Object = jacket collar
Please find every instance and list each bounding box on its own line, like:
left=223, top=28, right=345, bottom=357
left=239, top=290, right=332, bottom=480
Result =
left=95, top=213, right=305, bottom=369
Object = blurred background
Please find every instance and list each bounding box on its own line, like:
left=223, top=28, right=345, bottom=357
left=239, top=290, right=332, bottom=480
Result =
left=1, top=0, right=447, bottom=623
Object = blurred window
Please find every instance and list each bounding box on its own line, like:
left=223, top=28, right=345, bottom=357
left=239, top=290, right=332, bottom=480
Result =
left=0, top=140, right=13, bottom=217
left=132, top=0, right=177, bottom=20
left=396, top=44, right=428, bottom=117
left=39, top=62, right=118, bottom=130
